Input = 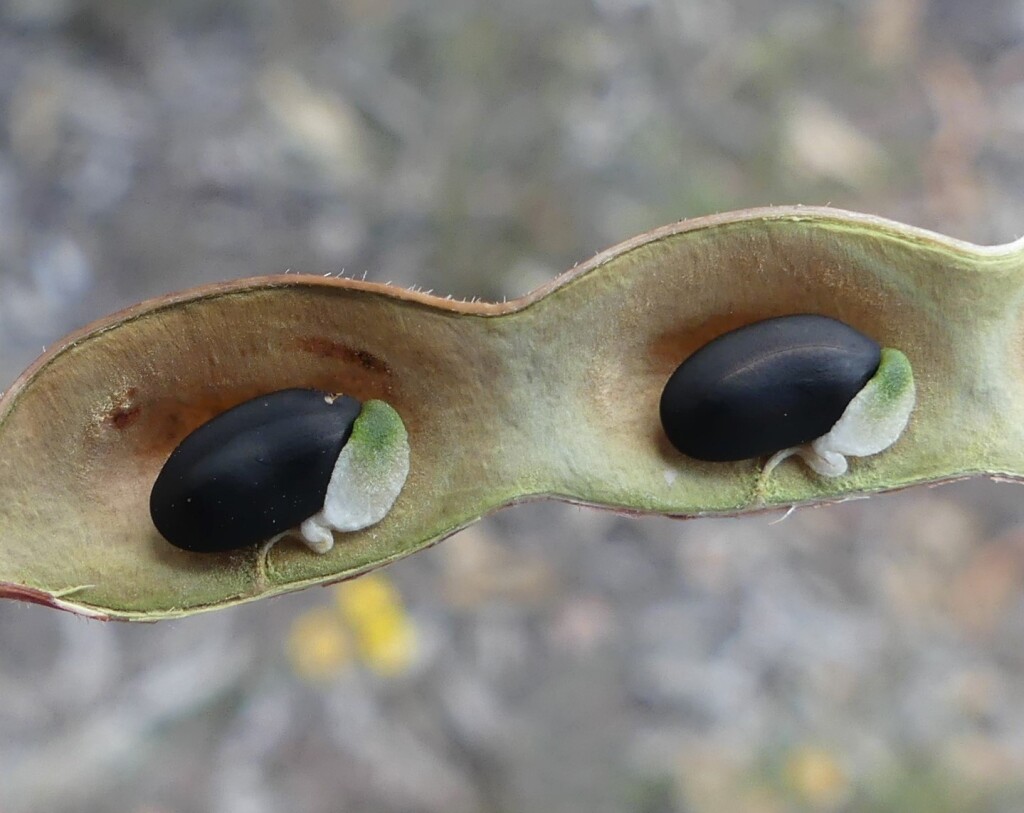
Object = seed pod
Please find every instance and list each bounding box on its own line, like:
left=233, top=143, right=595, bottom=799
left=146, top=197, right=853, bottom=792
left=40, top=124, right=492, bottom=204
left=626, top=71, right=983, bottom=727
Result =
left=660, top=315, right=881, bottom=462
left=150, top=389, right=363, bottom=552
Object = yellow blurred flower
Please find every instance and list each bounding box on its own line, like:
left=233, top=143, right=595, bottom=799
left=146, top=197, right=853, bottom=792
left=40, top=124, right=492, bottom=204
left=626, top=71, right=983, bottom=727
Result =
left=785, top=746, right=849, bottom=810
left=287, top=606, right=353, bottom=682
left=335, top=573, right=416, bottom=676
left=335, top=572, right=398, bottom=620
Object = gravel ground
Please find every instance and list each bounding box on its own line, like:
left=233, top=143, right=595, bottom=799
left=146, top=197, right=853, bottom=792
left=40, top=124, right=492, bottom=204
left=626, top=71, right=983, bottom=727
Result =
left=5, top=1, right=1024, bottom=811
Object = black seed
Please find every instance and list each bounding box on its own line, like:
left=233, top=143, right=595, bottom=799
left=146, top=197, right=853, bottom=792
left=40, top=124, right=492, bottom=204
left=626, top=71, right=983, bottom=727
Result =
left=659, top=315, right=881, bottom=462
left=150, top=389, right=362, bottom=552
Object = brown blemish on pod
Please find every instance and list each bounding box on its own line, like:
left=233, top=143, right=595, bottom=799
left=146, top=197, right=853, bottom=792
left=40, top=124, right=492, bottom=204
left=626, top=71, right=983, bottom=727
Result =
left=295, top=336, right=392, bottom=375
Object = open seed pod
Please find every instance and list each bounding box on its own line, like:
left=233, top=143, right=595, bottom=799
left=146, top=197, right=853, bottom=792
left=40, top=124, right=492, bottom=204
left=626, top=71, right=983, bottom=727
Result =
left=0, top=206, right=1020, bottom=620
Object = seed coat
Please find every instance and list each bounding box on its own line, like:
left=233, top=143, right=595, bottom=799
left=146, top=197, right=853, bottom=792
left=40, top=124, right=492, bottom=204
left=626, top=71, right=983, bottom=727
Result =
left=150, top=388, right=362, bottom=552
left=660, top=314, right=881, bottom=462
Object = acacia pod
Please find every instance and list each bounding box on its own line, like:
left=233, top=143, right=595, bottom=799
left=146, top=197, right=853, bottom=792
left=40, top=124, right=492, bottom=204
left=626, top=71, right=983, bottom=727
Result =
left=0, top=207, right=1009, bottom=620
left=659, top=314, right=881, bottom=462
left=150, top=389, right=362, bottom=552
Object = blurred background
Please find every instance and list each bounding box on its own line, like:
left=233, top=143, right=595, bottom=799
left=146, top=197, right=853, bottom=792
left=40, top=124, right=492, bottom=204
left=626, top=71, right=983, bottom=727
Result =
left=3, top=0, right=1024, bottom=811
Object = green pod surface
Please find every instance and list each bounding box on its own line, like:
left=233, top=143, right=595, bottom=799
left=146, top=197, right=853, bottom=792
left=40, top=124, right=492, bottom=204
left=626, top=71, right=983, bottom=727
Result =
left=0, top=207, right=1019, bottom=620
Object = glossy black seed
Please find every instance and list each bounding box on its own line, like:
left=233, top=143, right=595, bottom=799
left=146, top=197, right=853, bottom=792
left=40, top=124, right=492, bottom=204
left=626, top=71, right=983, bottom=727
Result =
left=659, top=315, right=881, bottom=462
left=150, top=389, right=362, bottom=553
